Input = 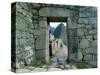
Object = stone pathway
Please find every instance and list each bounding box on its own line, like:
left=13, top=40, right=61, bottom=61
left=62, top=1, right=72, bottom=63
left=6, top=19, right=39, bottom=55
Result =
left=16, top=43, right=77, bottom=73
left=49, top=44, right=68, bottom=69
left=16, top=64, right=77, bottom=73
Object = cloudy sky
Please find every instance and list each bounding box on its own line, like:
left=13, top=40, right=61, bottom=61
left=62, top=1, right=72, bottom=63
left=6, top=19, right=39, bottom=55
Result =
left=50, top=22, right=66, bottom=28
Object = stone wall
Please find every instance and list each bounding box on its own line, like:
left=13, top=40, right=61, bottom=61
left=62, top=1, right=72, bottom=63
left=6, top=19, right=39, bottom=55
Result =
left=14, top=2, right=49, bottom=69
left=77, top=7, right=97, bottom=67
left=67, top=6, right=97, bottom=67
left=11, top=2, right=97, bottom=69
left=67, top=8, right=79, bottom=60
left=11, top=3, right=36, bottom=69
left=15, top=3, right=35, bottom=68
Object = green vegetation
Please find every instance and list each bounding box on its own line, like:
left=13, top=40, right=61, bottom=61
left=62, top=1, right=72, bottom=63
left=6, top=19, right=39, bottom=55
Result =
left=31, top=61, right=51, bottom=68
left=68, top=61, right=91, bottom=69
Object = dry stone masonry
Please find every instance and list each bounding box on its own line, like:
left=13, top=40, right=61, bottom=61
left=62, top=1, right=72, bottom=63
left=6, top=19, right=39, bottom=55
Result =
left=77, top=7, right=97, bottom=67
left=11, top=2, right=97, bottom=72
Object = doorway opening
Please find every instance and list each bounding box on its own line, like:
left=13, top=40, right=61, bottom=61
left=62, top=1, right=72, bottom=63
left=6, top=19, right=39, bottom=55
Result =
left=47, top=17, right=68, bottom=58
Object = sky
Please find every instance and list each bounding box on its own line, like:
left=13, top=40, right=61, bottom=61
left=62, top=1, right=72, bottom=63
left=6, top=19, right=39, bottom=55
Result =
left=50, top=22, right=66, bottom=28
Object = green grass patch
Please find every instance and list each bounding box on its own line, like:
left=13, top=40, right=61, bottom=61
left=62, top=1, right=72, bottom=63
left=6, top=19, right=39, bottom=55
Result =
left=31, top=61, right=51, bottom=68
left=68, top=61, right=91, bottom=69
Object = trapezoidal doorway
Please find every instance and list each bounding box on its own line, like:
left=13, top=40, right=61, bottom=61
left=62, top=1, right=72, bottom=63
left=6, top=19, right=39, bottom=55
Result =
left=47, top=17, right=68, bottom=61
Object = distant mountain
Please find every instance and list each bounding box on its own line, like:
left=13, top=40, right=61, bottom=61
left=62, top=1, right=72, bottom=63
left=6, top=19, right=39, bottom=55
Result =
left=54, top=23, right=65, bottom=38
left=49, top=27, right=55, bottom=35
left=54, top=23, right=67, bottom=45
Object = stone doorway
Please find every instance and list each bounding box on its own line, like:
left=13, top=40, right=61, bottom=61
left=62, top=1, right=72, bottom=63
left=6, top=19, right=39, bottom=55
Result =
left=12, top=3, right=97, bottom=72
left=47, top=17, right=68, bottom=59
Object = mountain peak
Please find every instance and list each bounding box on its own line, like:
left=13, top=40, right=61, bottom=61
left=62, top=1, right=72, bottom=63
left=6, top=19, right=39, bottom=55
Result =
left=54, top=23, right=65, bottom=38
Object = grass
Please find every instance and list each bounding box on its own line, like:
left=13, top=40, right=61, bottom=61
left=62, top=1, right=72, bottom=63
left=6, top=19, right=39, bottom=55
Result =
left=31, top=61, right=51, bottom=68
left=68, top=60, right=91, bottom=69
left=31, top=60, right=92, bottom=69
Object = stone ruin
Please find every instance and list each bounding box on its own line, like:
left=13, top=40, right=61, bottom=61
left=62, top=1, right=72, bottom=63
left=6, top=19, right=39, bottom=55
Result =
left=11, top=2, right=97, bottom=71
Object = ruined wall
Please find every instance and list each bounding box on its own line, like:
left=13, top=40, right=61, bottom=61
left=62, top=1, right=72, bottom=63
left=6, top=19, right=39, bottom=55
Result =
left=12, top=3, right=35, bottom=69
left=15, top=2, right=49, bottom=69
left=67, top=6, right=97, bottom=67
left=77, top=7, right=97, bottom=67
left=16, top=3, right=34, bottom=68
left=67, top=7, right=79, bottom=61
left=12, top=2, right=97, bottom=69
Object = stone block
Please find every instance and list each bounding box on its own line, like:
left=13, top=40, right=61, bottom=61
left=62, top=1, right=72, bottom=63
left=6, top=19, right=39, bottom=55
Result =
left=86, top=25, right=92, bottom=29
left=68, top=29, right=77, bottom=37
left=79, top=7, right=87, bottom=12
left=36, top=34, right=46, bottom=49
left=31, top=3, right=41, bottom=8
left=94, top=35, right=97, bottom=40
left=35, top=50, right=45, bottom=61
left=20, top=38, right=27, bottom=46
left=88, top=18, right=97, bottom=24
left=39, top=20, right=47, bottom=28
left=31, top=9, right=37, bottom=14
left=26, top=38, right=34, bottom=46
left=25, top=58, right=33, bottom=65
left=18, top=2, right=29, bottom=11
left=16, top=61, right=25, bottom=69
left=16, top=12, right=33, bottom=27
left=84, top=55, right=92, bottom=61
left=21, top=9, right=28, bottom=16
left=16, top=16, right=27, bottom=30
left=39, top=7, right=70, bottom=17
left=23, top=32, right=31, bottom=39
left=92, top=24, right=97, bottom=29
left=89, top=7, right=97, bottom=17
left=86, top=35, right=92, bottom=40
left=92, top=55, right=97, bottom=61
left=79, top=39, right=89, bottom=48
left=79, top=12, right=87, bottom=17
left=77, top=51, right=83, bottom=61
left=16, top=4, right=23, bottom=13
left=91, top=47, right=97, bottom=54
left=16, top=48, right=34, bottom=60
left=88, top=61, right=97, bottom=67
left=85, top=48, right=91, bottom=54
left=89, top=29, right=96, bottom=34
left=77, top=24, right=85, bottom=28
left=16, top=38, right=20, bottom=46
left=24, top=46, right=32, bottom=51
left=16, top=46, right=24, bottom=54
left=84, top=29, right=89, bottom=35
left=33, top=29, right=46, bottom=36
left=85, top=47, right=97, bottom=54
left=88, top=11, right=97, bottom=17
left=78, top=18, right=88, bottom=24
left=91, top=7, right=97, bottom=11
left=91, top=40, right=97, bottom=47
left=67, top=18, right=77, bottom=28
left=26, top=16, right=33, bottom=23
left=16, top=63, right=21, bottom=69
left=77, top=29, right=84, bottom=36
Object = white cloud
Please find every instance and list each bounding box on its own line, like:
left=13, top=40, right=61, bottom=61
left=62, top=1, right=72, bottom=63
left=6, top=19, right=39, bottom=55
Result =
left=50, top=22, right=66, bottom=28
